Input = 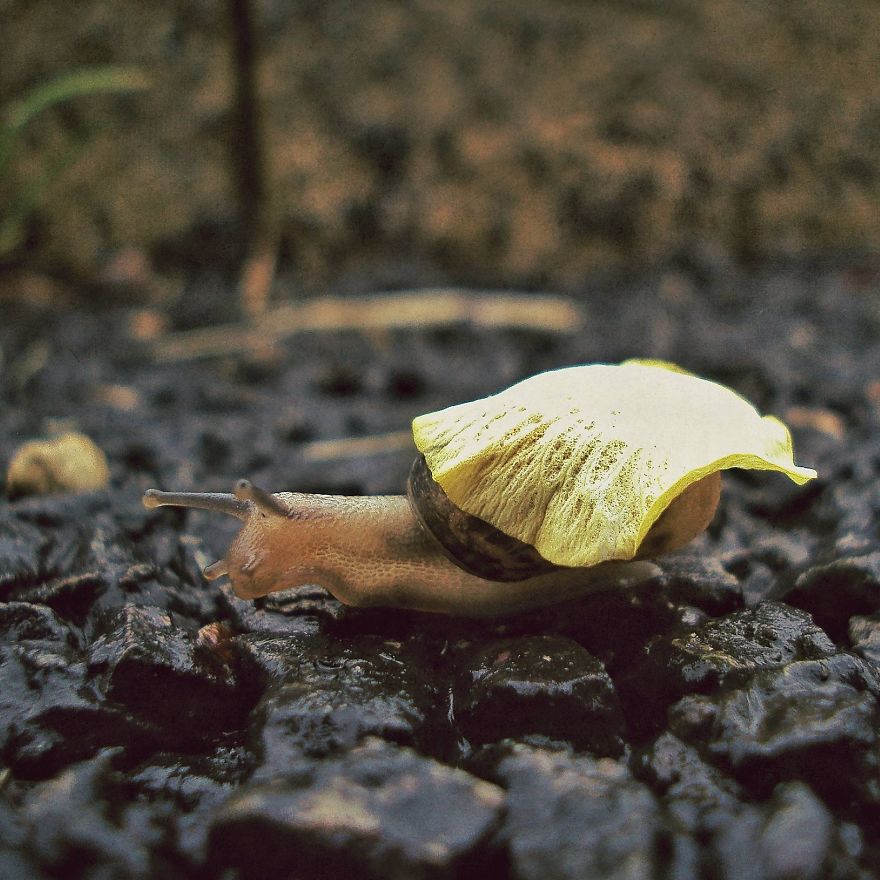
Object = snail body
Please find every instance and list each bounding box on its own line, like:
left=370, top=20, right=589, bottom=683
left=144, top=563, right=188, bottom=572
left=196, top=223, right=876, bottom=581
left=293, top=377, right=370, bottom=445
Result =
left=144, top=482, right=663, bottom=616
left=143, top=361, right=816, bottom=617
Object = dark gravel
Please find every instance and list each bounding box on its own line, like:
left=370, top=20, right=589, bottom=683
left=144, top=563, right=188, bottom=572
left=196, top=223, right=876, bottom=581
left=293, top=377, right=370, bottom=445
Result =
left=1, top=264, right=879, bottom=878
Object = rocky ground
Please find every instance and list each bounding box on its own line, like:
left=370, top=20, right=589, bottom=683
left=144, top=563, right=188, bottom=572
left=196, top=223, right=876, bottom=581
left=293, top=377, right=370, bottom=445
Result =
left=1, top=263, right=879, bottom=878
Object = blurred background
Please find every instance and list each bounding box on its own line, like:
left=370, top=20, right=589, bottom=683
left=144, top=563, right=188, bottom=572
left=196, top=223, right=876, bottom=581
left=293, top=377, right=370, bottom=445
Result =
left=1, top=0, right=878, bottom=312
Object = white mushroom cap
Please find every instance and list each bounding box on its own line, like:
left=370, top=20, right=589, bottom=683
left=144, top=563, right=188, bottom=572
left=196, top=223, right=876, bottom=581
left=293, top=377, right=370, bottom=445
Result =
left=412, top=360, right=817, bottom=568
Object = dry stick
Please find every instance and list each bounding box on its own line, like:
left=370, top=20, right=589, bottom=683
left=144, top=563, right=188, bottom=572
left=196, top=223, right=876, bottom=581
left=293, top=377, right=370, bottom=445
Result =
left=228, top=0, right=277, bottom=318
left=300, top=431, right=415, bottom=462
left=150, top=289, right=585, bottom=361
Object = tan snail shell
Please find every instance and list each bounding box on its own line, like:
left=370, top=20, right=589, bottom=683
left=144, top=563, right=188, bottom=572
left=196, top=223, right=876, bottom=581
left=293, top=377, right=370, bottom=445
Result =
left=143, top=360, right=816, bottom=616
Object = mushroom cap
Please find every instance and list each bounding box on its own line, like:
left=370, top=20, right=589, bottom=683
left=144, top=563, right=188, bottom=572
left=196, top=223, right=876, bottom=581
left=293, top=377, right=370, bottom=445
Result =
left=411, top=360, right=817, bottom=568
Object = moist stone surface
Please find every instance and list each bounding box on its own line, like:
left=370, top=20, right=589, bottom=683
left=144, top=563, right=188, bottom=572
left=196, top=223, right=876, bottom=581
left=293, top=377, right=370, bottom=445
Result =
left=1, top=265, right=879, bottom=877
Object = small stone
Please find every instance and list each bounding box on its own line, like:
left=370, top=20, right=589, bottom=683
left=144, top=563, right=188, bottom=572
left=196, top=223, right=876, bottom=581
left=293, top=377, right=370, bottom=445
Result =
left=88, top=605, right=246, bottom=739
left=721, top=554, right=777, bottom=606
left=669, top=653, right=880, bottom=804
left=453, top=635, right=626, bottom=755
left=662, top=553, right=744, bottom=616
left=758, top=782, right=833, bottom=880
left=512, top=572, right=672, bottom=674
left=636, top=732, right=743, bottom=808
left=496, top=744, right=660, bottom=880
left=0, top=601, right=72, bottom=644
left=0, top=630, right=163, bottom=778
left=21, top=750, right=163, bottom=878
left=207, top=738, right=505, bottom=880
left=777, top=552, right=880, bottom=643
left=128, top=749, right=245, bottom=861
left=848, top=614, right=880, bottom=667
left=240, top=634, right=441, bottom=773
left=617, top=602, right=836, bottom=739
left=6, top=432, right=110, bottom=497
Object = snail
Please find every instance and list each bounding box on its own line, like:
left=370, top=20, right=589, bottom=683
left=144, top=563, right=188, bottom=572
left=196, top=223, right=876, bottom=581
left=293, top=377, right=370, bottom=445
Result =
left=143, top=360, right=816, bottom=617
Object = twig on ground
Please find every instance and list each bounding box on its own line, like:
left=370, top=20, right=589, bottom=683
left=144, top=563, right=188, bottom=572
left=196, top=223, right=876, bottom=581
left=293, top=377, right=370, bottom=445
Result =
left=150, top=289, right=585, bottom=361
left=299, top=430, right=414, bottom=462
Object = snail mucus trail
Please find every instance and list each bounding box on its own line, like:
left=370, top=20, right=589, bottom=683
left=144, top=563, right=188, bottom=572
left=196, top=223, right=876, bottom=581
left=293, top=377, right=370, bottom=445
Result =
left=142, top=458, right=721, bottom=617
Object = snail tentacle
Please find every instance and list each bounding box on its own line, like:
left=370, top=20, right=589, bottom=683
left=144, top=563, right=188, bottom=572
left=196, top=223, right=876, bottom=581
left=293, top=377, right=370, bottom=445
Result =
left=203, top=560, right=229, bottom=580
left=142, top=489, right=248, bottom=519
left=233, top=479, right=292, bottom=517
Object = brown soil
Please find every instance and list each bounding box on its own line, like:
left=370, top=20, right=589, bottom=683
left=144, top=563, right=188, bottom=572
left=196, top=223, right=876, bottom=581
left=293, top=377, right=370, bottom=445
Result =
left=2, top=1, right=879, bottom=291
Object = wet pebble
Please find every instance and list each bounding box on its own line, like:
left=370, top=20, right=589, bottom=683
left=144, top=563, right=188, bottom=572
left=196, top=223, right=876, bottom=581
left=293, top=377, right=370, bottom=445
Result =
left=668, top=653, right=880, bottom=805
left=19, top=750, right=174, bottom=879
left=638, top=732, right=744, bottom=811
left=207, top=737, right=505, bottom=880
left=0, top=617, right=162, bottom=778
left=701, top=782, right=864, bottom=880
left=849, top=614, right=880, bottom=667
left=2, top=267, right=880, bottom=874
left=88, top=604, right=248, bottom=740
left=616, top=602, right=836, bottom=738
left=776, top=552, right=880, bottom=643
left=497, top=572, right=673, bottom=674
left=495, top=744, right=660, bottom=880
left=661, top=552, right=744, bottom=615
left=452, top=635, right=626, bottom=755
left=235, top=632, right=443, bottom=773
left=639, top=735, right=867, bottom=879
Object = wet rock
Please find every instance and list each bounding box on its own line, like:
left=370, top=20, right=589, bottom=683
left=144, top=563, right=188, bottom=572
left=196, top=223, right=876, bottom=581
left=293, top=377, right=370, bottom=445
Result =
left=9, top=493, right=126, bottom=573
left=729, top=467, right=824, bottom=523
left=637, top=733, right=744, bottom=876
left=219, top=580, right=337, bottom=638
left=699, top=782, right=864, bottom=880
left=721, top=554, right=778, bottom=606
left=88, top=605, right=249, bottom=739
left=6, top=572, right=106, bottom=626
left=669, top=653, right=880, bottom=805
left=1, top=268, right=879, bottom=873
left=661, top=553, right=744, bottom=616
left=849, top=614, right=880, bottom=667
left=823, top=479, right=880, bottom=558
left=0, top=615, right=161, bottom=778
left=0, top=512, right=49, bottom=594
left=776, top=552, right=880, bottom=643
left=128, top=747, right=250, bottom=862
left=495, top=744, right=660, bottom=880
left=20, top=750, right=173, bottom=879
left=637, top=732, right=744, bottom=809
left=756, top=782, right=834, bottom=880
left=617, top=602, right=836, bottom=738
left=240, top=634, right=442, bottom=773
left=0, top=601, right=76, bottom=646
left=452, top=635, right=626, bottom=755
left=640, top=737, right=868, bottom=879
left=509, top=572, right=676, bottom=674
left=2, top=660, right=162, bottom=779
left=0, top=793, right=36, bottom=877
left=0, top=496, right=195, bottom=629
left=750, top=532, right=814, bottom=573
left=207, top=738, right=505, bottom=880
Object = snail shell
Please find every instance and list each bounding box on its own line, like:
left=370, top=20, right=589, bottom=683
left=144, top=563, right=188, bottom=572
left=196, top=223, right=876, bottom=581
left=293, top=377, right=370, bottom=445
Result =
left=407, top=454, right=559, bottom=581
left=407, top=360, right=816, bottom=579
